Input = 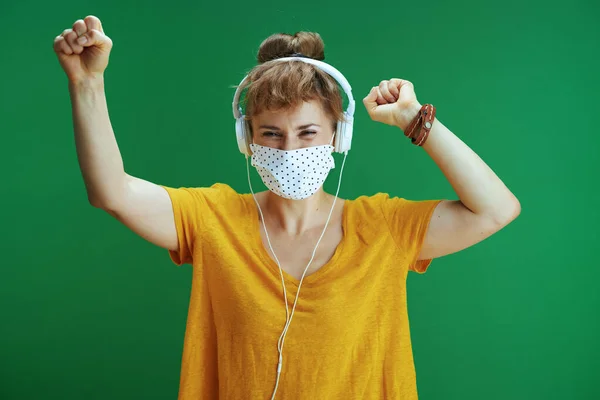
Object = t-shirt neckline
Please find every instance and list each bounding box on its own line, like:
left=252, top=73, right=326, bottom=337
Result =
left=242, top=193, right=350, bottom=287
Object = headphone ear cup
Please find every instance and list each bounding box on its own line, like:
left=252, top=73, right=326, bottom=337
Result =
left=335, top=121, right=343, bottom=153
left=335, top=114, right=353, bottom=153
left=236, top=117, right=250, bottom=156
left=342, top=114, right=353, bottom=153
left=244, top=120, right=252, bottom=155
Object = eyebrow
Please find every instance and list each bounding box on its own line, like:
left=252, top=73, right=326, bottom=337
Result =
left=258, top=123, right=320, bottom=130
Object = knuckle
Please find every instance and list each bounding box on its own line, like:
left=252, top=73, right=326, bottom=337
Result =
left=84, top=30, right=97, bottom=41
left=84, top=15, right=103, bottom=31
left=73, top=20, right=86, bottom=35
left=89, top=29, right=103, bottom=41
left=60, top=40, right=72, bottom=54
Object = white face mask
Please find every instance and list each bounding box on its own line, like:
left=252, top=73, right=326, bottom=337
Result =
left=249, top=136, right=336, bottom=200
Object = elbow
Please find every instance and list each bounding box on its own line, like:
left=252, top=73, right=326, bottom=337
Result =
left=89, top=200, right=102, bottom=209
left=87, top=189, right=101, bottom=208
left=87, top=192, right=118, bottom=211
left=86, top=180, right=128, bottom=210
left=493, top=197, right=521, bottom=227
left=88, top=195, right=106, bottom=209
left=88, top=196, right=120, bottom=219
left=508, top=196, right=521, bottom=222
left=513, top=198, right=522, bottom=219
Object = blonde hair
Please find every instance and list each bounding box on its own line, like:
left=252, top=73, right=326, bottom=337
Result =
left=236, top=32, right=345, bottom=134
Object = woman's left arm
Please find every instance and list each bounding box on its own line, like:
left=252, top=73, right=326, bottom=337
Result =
left=364, top=79, right=521, bottom=260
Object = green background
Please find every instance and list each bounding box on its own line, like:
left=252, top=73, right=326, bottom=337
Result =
left=1, top=0, right=598, bottom=398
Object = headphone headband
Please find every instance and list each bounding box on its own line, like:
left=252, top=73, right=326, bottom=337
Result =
left=232, top=57, right=355, bottom=119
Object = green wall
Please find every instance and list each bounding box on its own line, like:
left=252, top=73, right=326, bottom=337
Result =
left=1, top=0, right=598, bottom=398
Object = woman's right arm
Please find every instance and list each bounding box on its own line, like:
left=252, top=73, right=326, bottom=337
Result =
left=56, top=16, right=178, bottom=251
left=70, top=78, right=178, bottom=251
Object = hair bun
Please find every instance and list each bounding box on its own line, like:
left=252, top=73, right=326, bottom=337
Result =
left=257, top=32, right=325, bottom=63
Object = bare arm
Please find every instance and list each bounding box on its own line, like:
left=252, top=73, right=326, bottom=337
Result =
left=58, top=16, right=178, bottom=251
left=70, top=76, right=178, bottom=251
left=364, top=80, right=521, bottom=261
left=394, top=103, right=520, bottom=261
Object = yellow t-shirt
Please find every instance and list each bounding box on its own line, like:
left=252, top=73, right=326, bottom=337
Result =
left=163, top=183, right=442, bottom=400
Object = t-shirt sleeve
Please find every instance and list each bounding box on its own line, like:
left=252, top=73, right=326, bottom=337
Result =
left=160, top=183, right=238, bottom=266
left=380, top=194, right=444, bottom=274
left=161, top=186, right=205, bottom=266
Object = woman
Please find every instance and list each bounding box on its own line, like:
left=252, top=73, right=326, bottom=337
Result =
left=54, top=15, right=521, bottom=400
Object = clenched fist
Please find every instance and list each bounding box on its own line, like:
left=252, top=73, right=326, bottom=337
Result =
left=53, top=15, right=113, bottom=84
left=362, top=79, right=421, bottom=131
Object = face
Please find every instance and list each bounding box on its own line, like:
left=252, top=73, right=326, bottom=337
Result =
left=251, top=100, right=336, bottom=151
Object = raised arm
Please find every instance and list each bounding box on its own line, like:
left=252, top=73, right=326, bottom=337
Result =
left=363, top=79, right=521, bottom=261
left=54, top=15, right=178, bottom=251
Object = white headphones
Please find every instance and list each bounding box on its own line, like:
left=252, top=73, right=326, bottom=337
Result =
left=231, top=55, right=355, bottom=156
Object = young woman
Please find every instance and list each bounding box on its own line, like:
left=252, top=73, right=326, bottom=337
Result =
left=54, top=15, right=520, bottom=400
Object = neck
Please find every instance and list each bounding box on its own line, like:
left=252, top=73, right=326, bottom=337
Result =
left=261, top=188, right=334, bottom=236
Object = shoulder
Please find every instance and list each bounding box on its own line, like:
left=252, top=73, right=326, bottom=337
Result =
left=349, top=192, right=424, bottom=215
left=348, top=191, right=443, bottom=233
left=352, top=191, right=440, bottom=212
left=163, top=182, right=238, bottom=198
left=348, top=192, right=389, bottom=213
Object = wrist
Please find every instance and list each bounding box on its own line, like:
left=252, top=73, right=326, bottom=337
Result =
left=68, top=74, right=105, bottom=92
left=395, top=102, right=422, bottom=131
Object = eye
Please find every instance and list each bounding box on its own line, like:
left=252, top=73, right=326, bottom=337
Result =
left=301, top=131, right=317, bottom=136
left=262, top=131, right=280, bottom=137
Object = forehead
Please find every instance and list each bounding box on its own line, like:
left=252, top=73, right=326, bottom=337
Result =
left=253, top=100, right=329, bottom=125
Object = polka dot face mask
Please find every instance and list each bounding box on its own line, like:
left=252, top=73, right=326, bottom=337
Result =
left=249, top=141, right=336, bottom=200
